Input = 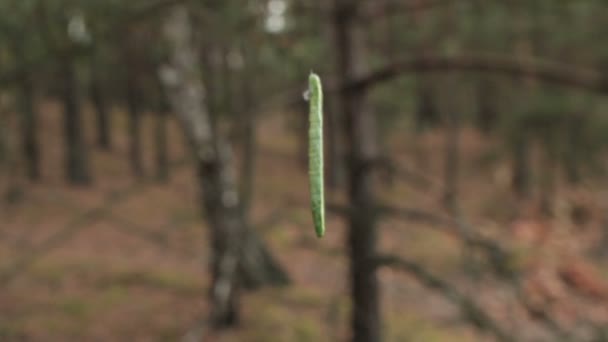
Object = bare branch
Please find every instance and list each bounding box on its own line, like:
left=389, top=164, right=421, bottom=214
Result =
left=375, top=253, right=514, bottom=342
left=345, top=53, right=607, bottom=94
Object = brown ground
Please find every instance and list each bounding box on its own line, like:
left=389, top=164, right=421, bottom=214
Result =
left=1, top=102, right=607, bottom=341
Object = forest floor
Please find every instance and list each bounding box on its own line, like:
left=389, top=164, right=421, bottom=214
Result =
left=1, top=103, right=608, bottom=341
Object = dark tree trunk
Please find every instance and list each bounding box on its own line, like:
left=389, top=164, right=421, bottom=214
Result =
left=90, top=60, right=111, bottom=150
left=61, top=57, right=91, bottom=185
left=0, top=103, right=6, bottom=166
left=13, top=37, right=40, bottom=181
left=238, top=47, right=256, bottom=215
left=564, top=114, right=582, bottom=185
left=0, top=103, right=23, bottom=203
left=321, top=2, right=345, bottom=190
left=125, top=66, right=144, bottom=179
left=154, top=73, right=170, bottom=182
left=333, top=2, right=381, bottom=341
left=443, top=108, right=460, bottom=213
left=415, top=80, right=440, bottom=131
left=511, top=134, right=531, bottom=198
left=124, top=39, right=144, bottom=179
left=160, top=7, right=288, bottom=328
left=475, top=78, right=498, bottom=134
left=154, top=108, right=169, bottom=182
left=18, top=72, right=40, bottom=181
left=297, top=100, right=309, bottom=169
left=325, top=87, right=344, bottom=189
left=539, top=152, right=556, bottom=217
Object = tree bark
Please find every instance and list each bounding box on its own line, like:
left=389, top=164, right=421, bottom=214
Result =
left=415, top=79, right=439, bottom=131
left=124, top=43, right=145, bottom=179
left=154, top=107, right=169, bottom=183
left=18, top=71, right=40, bottom=181
left=12, top=37, right=40, bottom=181
left=475, top=78, right=498, bottom=134
left=238, top=46, right=256, bottom=216
left=511, top=133, right=531, bottom=198
left=90, top=57, right=111, bottom=150
left=333, top=1, right=381, bottom=341
left=160, top=6, right=287, bottom=328
left=0, top=100, right=7, bottom=166
left=443, top=108, right=460, bottom=213
left=61, top=56, right=91, bottom=185
left=154, top=70, right=170, bottom=182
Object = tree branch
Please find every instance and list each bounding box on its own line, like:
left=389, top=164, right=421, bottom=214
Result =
left=375, top=253, right=514, bottom=342
left=346, top=53, right=607, bottom=94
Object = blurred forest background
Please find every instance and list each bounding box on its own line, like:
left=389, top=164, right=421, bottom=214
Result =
left=2, top=0, right=608, bottom=341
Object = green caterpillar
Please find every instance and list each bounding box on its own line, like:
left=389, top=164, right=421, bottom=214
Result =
left=307, top=72, right=325, bottom=238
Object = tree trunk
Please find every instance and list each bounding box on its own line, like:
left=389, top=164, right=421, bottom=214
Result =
left=0, top=100, right=7, bottom=166
left=154, top=73, right=170, bottom=183
left=90, top=58, right=111, bottom=150
left=325, top=87, right=344, bottom=189
left=13, top=37, right=40, bottom=181
left=511, top=133, right=531, bottom=198
left=443, top=108, right=460, bottom=213
left=124, top=39, right=144, bottom=179
left=160, top=6, right=287, bottom=328
left=0, top=99, right=23, bottom=203
left=333, top=2, right=381, bottom=341
left=475, top=78, right=498, bottom=134
left=154, top=108, right=169, bottom=182
left=564, top=114, right=582, bottom=185
left=415, top=80, right=440, bottom=131
left=238, top=46, right=256, bottom=216
left=18, top=72, right=40, bottom=181
left=320, top=1, right=345, bottom=190
left=61, top=56, right=91, bottom=185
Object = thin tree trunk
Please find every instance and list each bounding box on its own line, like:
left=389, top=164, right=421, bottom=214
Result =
left=539, top=149, right=556, bottom=217
left=297, top=100, right=308, bottom=169
left=160, top=6, right=287, bottom=328
left=90, top=56, right=111, bottom=150
left=475, top=78, right=498, bottom=134
left=511, top=4, right=536, bottom=200
left=154, top=71, right=170, bottom=182
left=0, top=98, right=23, bottom=203
left=154, top=108, right=169, bottom=183
left=18, top=72, right=40, bottom=181
left=325, top=86, right=344, bottom=189
left=0, top=100, right=7, bottom=166
left=238, top=47, right=256, bottom=215
left=415, top=79, right=439, bottom=131
left=123, top=36, right=145, bottom=179
left=125, top=65, right=144, bottom=179
left=321, top=0, right=345, bottom=190
left=61, top=56, right=91, bottom=185
left=564, top=109, right=583, bottom=185
left=333, top=2, right=381, bottom=341
left=512, top=133, right=531, bottom=198
left=12, top=36, right=40, bottom=181
left=443, top=108, right=460, bottom=213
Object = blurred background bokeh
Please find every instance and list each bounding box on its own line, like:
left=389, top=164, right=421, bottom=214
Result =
left=1, top=0, right=608, bottom=341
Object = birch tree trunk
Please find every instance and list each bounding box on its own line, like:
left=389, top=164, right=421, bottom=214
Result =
left=159, top=5, right=287, bottom=328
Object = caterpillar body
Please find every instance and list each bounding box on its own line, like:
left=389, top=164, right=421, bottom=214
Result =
left=307, top=72, right=325, bottom=238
